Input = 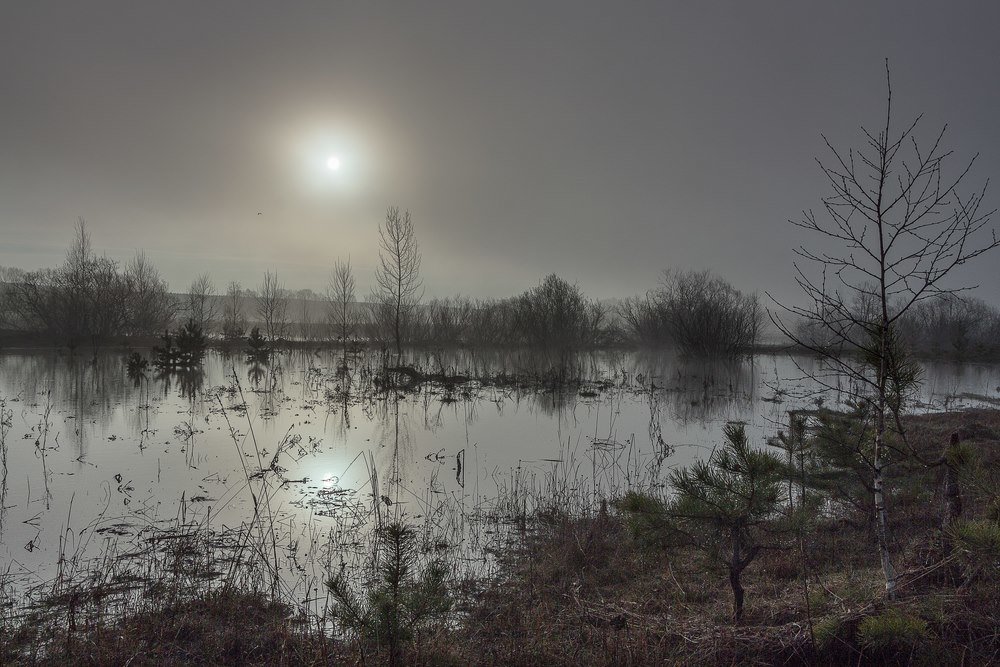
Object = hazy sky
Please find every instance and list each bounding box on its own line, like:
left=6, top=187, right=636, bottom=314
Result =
left=2, top=2, right=1000, bottom=304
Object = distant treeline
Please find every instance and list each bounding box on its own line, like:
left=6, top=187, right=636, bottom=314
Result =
left=0, top=222, right=174, bottom=346
left=792, top=289, right=1000, bottom=362
left=17, top=220, right=1000, bottom=360
left=0, top=221, right=767, bottom=358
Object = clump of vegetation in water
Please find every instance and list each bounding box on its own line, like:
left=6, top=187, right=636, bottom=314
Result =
left=153, top=319, right=207, bottom=370
left=245, top=326, right=270, bottom=361
left=125, top=351, right=148, bottom=376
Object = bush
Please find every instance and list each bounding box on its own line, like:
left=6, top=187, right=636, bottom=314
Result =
left=246, top=326, right=270, bottom=361
left=126, top=352, right=149, bottom=376
left=513, top=274, right=606, bottom=349
left=619, top=270, right=761, bottom=357
left=813, top=615, right=846, bottom=651
left=617, top=423, right=786, bottom=621
left=153, top=319, right=207, bottom=370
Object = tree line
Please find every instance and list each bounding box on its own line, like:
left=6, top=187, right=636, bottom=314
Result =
left=3, top=196, right=998, bottom=360
left=0, top=211, right=765, bottom=358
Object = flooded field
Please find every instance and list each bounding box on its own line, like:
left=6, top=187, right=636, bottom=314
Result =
left=2, top=347, right=999, bottom=614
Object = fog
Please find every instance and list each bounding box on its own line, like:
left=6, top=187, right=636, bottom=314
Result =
left=2, top=1, right=999, bottom=305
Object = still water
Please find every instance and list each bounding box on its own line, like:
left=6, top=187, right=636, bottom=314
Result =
left=0, top=347, right=998, bottom=605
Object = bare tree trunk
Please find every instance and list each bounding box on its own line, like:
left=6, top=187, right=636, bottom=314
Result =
left=873, top=84, right=897, bottom=600
left=730, top=530, right=748, bottom=621
left=873, top=405, right=897, bottom=598
left=728, top=565, right=745, bottom=622
left=940, top=431, right=963, bottom=550
left=394, top=296, right=402, bottom=361
left=371, top=207, right=422, bottom=362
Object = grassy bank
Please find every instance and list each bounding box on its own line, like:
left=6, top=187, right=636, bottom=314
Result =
left=4, top=410, right=1000, bottom=665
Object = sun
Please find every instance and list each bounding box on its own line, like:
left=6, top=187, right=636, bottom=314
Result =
left=326, top=156, right=341, bottom=171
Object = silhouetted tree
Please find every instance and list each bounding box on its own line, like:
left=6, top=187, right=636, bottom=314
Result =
left=222, top=280, right=247, bottom=343
left=771, top=63, right=999, bottom=598
left=371, top=207, right=422, bottom=359
left=153, top=319, right=207, bottom=370
left=187, top=273, right=217, bottom=334
left=256, top=271, right=289, bottom=344
left=123, top=251, right=174, bottom=335
left=514, top=274, right=605, bottom=349
left=4, top=219, right=173, bottom=345
left=246, top=326, right=269, bottom=361
left=328, top=256, right=357, bottom=349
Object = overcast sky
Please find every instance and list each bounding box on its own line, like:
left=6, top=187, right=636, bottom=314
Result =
left=2, top=2, right=999, bottom=304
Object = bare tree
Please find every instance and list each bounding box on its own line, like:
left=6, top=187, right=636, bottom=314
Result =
left=771, top=63, right=998, bottom=599
left=123, top=251, right=174, bottom=335
left=187, top=273, right=217, bottom=334
left=298, top=297, right=313, bottom=341
left=221, top=280, right=247, bottom=342
left=327, top=257, right=357, bottom=348
left=256, top=271, right=289, bottom=344
left=371, top=206, right=423, bottom=359
left=63, top=217, right=97, bottom=344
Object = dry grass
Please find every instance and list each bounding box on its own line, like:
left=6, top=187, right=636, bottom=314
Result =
left=450, top=409, right=1000, bottom=666
left=2, top=590, right=342, bottom=666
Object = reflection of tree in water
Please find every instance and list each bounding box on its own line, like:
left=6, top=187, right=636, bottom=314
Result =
left=661, top=360, right=756, bottom=425
left=242, top=355, right=288, bottom=419
left=123, top=372, right=156, bottom=446
left=156, top=368, right=205, bottom=401
left=65, top=354, right=121, bottom=423
left=247, top=361, right=267, bottom=388
left=405, top=347, right=626, bottom=389
left=532, top=386, right=579, bottom=417
left=0, top=353, right=128, bottom=460
left=370, top=393, right=416, bottom=509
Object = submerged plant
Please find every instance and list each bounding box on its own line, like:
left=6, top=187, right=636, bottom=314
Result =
left=326, top=522, right=450, bottom=665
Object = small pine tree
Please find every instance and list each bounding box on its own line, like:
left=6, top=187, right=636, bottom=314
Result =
left=126, top=351, right=148, bottom=376
left=326, top=522, right=450, bottom=665
left=153, top=319, right=207, bottom=370
left=175, top=319, right=207, bottom=366
left=246, top=326, right=270, bottom=362
left=619, top=423, right=786, bottom=621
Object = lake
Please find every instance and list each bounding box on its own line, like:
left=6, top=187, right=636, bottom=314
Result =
left=1, top=347, right=999, bottom=612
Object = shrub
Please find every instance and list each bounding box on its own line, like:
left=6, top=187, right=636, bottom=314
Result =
left=617, top=423, right=786, bottom=621
left=246, top=326, right=270, bottom=361
left=153, top=319, right=207, bottom=370
left=126, top=352, right=148, bottom=376
left=619, top=270, right=762, bottom=357
left=513, top=274, right=606, bottom=350
left=327, top=522, right=450, bottom=665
